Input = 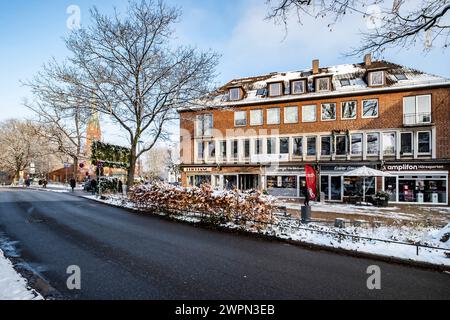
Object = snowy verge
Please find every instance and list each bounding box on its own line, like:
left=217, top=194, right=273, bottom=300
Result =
left=0, top=249, right=43, bottom=300
left=83, top=195, right=450, bottom=268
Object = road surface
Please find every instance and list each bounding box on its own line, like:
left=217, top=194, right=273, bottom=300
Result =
left=0, top=188, right=449, bottom=300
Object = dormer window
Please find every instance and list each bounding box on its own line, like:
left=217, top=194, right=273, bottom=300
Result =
left=268, top=82, right=283, bottom=97
left=316, top=77, right=331, bottom=92
left=291, top=80, right=306, bottom=94
left=368, top=71, right=385, bottom=86
left=229, top=87, right=242, bottom=101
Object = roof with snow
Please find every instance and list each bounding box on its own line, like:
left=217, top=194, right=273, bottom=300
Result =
left=179, top=60, right=450, bottom=112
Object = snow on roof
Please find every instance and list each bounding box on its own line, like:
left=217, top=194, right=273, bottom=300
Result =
left=179, top=60, right=450, bottom=112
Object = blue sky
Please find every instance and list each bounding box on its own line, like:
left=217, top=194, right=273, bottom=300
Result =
left=0, top=0, right=448, bottom=144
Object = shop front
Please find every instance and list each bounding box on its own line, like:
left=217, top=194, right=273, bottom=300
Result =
left=264, top=166, right=306, bottom=198
left=382, top=162, right=449, bottom=205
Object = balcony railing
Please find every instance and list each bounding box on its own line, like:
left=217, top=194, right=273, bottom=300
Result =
left=403, top=112, right=432, bottom=126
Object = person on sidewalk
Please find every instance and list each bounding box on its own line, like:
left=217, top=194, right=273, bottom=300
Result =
left=70, top=178, right=76, bottom=192
left=301, top=182, right=310, bottom=207
left=90, top=179, right=97, bottom=195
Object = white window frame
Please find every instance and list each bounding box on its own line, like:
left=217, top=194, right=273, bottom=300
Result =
left=267, top=137, right=277, bottom=154
left=207, top=140, right=216, bottom=162
left=279, top=137, right=290, bottom=154
left=234, top=111, right=247, bottom=127
left=250, top=109, right=263, bottom=126
left=306, top=136, right=317, bottom=157
left=369, top=71, right=385, bottom=86
left=291, top=80, right=306, bottom=94
left=321, top=136, right=332, bottom=156
left=316, top=77, right=331, bottom=92
left=229, top=88, right=241, bottom=101
left=417, top=131, right=432, bottom=155
left=255, top=138, right=264, bottom=155
left=400, top=131, right=414, bottom=156
left=403, top=95, right=432, bottom=125
left=302, top=105, right=317, bottom=123
left=362, top=99, right=379, bottom=119
left=195, top=114, right=213, bottom=137
left=350, top=133, right=363, bottom=156
left=366, top=133, right=380, bottom=156
left=341, top=101, right=357, bottom=120
left=284, top=106, right=299, bottom=124
left=267, top=108, right=281, bottom=125
left=321, top=103, right=337, bottom=121
left=382, top=132, right=396, bottom=156
left=268, top=82, right=283, bottom=97
left=292, top=136, right=303, bottom=158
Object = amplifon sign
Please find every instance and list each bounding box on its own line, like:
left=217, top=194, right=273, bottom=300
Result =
left=384, top=163, right=445, bottom=171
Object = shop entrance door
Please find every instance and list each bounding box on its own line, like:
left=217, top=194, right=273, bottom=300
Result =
left=330, top=176, right=343, bottom=201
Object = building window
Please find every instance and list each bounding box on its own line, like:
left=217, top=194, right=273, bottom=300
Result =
left=229, top=88, right=241, bottom=101
left=321, top=103, right=336, bottom=121
left=244, top=140, right=250, bottom=159
left=267, top=108, right=280, bottom=125
left=231, top=140, right=239, bottom=160
left=316, top=78, right=330, bottom=92
left=219, top=140, right=227, bottom=160
left=342, top=101, right=357, bottom=120
left=279, top=137, right=290, bottom=154
left=400, top=132, right=413, bottom=155
left=418, top=131, right=431, bottom=154
left=255, top=138, right=263, bottom=155
left=302, top=105, right=316, bottom=122
left=268, top=82, right=283, bottom=97
left=366, top=133, right=380, bottom=155
left=351, top=134, right=363, bottom=155
left=267, top=176, right=298, bottom=198
left=336, top=136, right=347, bottom=156
left=362, top=99, right=379, bottom=118
left=250, top=109, right=263, bottom=126
left=291, top=80, right=306, bottom=94
left=321, top=136, right=332, bottom=156
left=234, top=111, right=247, bottom=127
left=195, top=114, right=213, bottom=137
left=369, top=71, right=385, bottom=86
left=383, top=132, right=396, bottom=156
left=284, top=106, right=298, bottom=124
left=403, top=95, right=432, bottom=125
left=293, top=137, right=302, bottom=157
left=208, top=141, right=216, bottom=160
left=267, top=138, right=276, bottom=154
left=197, top=141, right=205, bottom=160
left=307, top=137, right=317, bottom=156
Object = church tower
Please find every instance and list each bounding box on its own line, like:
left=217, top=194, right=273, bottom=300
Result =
left=85, top=108, right=101, bottom=157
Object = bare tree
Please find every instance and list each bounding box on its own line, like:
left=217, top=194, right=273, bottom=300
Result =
left=0, top=120, right=45, bottom=182
left=24, top=65, right=91, bottom=180
left=266, top=0, right=450, bottom=56
left=46, top=0, right=219, bottom=188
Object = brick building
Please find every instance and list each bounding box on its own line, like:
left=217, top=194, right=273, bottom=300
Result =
left=178, top=55, right=450, bottom=205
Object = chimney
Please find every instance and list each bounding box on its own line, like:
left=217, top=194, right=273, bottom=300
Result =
left=312, top=59, right=320, bottom=74
left=364, top=53, right=372, bottom=66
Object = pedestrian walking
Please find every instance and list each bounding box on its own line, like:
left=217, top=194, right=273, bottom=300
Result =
left=70, top=178, right=76, bottom=192
left=118, top=180, right=123, bottom=194
left=90, top=179, right=97, bottom=195
left=301, top=182, right=310, bottom=207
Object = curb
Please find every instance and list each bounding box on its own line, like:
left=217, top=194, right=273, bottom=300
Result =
left=81, top=195, right=450, bottom=273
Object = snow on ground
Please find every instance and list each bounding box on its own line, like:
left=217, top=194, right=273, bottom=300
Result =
left=0, top=249, right=43, bottom=300
left=84, top=194, right=450, bottom=267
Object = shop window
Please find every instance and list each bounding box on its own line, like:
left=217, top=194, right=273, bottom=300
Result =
left=362, top=99, right=379, bottom=118
left=193, top=175, right=211, bottom=187
left=307, top=137, right=317, bottom=156
left=344, top=177, right=362, bottom=197
left=255, top=138, right=263, bottom=155
left=321, top=103, right=336, bottom=121
left=384, top=177, right=397, bottom=202
left=330, top=176, right=342, bottom=201
left=321, top=176, right=330, bottom=201
left=383, top=132, right=396, bottom=156
left=418, top=131, right=431, bottom=154
left=400, top=132, right=413, bottom=155
left=234, top=111, right=247, bottom=127
left=342, top=101, right=357, bottom=119
left=267, top=108, right=281, bottom=125
left=280, top=137, right=289, bottom=154
left=302, top=105, right=316, bottom=122
left=335, top=136, right=347, bottom=156
left=267, top=138, right=276, bottom=154
left=366, top=133, right=380, bottom=155
left=398, top=177, right=447, bottom=204
left=293, top=137, right=303, bottom=157
left=250, top=109, right=263, bottom=126
left=267, top=176, right=298, bottom=197
left=284, top=106, right=298, bottom=124
left=321, top=136, right=332, bottom=156
left=351, top=134, right=363, bottom=155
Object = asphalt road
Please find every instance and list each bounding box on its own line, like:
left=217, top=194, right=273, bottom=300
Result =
left=0, top=188, right=449, bottom=300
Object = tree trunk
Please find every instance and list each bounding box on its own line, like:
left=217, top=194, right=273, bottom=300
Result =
left=126, top=145, right=137, bottom=191
left=72, top=157, right=79, bottom=182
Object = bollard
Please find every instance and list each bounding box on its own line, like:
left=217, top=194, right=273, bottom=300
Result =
left=335, top=218, right=347, bottom=228
left=301, top=206, right=311, bottom=223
